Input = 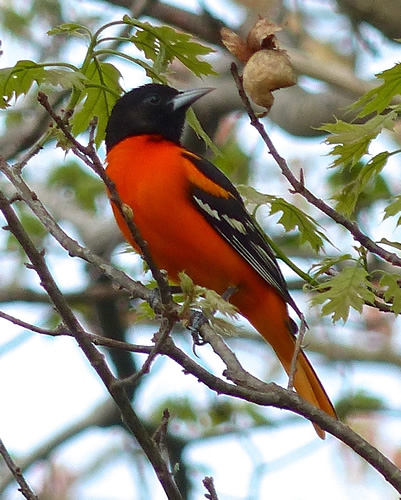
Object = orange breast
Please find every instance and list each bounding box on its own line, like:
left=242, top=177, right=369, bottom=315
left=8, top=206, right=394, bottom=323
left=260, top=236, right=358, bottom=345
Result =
left=106, top=135, right=255, bottom=294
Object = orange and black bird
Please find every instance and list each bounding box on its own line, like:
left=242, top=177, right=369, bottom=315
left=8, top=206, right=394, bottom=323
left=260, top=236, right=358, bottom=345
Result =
left=105, top=83, right=336, bottom=437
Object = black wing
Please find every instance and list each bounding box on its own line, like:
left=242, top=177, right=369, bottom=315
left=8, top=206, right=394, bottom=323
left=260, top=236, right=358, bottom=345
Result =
left=184, top=152, right=299, bottom=315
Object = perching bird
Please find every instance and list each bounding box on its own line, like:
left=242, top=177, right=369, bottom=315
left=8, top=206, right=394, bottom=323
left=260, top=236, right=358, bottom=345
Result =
left=105, top=83, right=336, bottom=437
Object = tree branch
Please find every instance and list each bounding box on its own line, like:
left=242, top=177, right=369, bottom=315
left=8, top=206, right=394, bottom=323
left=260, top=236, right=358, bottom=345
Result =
left=0, top=438, right=38, bottom=500
left=0, top=188, right=183, bottom=500
left=2, top=289, right=401, bottom=493
left=158, top=333, right=401, bottom=493
left=36, top=93, right=174, bottom=309
left=0, top=155, right=155, bottom=306
left=230, top=63, right=401, bottom=270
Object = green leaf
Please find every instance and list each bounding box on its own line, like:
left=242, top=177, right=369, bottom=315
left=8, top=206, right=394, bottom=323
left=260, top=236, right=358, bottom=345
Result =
left=350, top=63, right=401, bottom=118
left=43, top=69, right=87, bottom=91
left=124, top=17, right=216, bottom=77
left=47, top=23, right=91, bottom=39
left=136, top=301, right=156, bottom=322
left=71, top=60, right=122, bottom=146
left=0, top=60, right=85, bottom=108
left=379, top=238, right=401, bottom=251
left=237, top=184, right=275, bottom=210
left=237, top=187, right=329, bottom=252
left=186, top=107, right=220, bottom=156
left=333, top=151, right=391, bottom=216
left=178, top=271, right=238, bottom=319
left=310, top=254, right=353, bottom=278
left=379, top=272, right=401, bottom=314
left=201, top=288, right=238, bottom=318
left=178, top=272, right=238, bottom=335
left=383, top=195, right=401, bottom=226
left=269, top=197, right=329, bottom=251
left=319, top=113, right=396, bottom=169
left=310, top=265, right=375, bottom=322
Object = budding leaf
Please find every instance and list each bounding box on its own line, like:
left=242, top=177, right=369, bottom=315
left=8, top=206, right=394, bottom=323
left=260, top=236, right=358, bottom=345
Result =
left=350, top=63, right=401, bottom=118
left=124, top=17, right=217, bottom=77
left=319, top=112, right=396, bottom=169
left=48, top=23, right=91, bottom=39
left=311, top=266, right=375, bottom=322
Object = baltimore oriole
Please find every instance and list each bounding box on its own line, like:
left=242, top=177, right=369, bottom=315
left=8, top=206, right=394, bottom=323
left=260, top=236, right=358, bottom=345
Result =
left=105, top=83, right=336, bottom=438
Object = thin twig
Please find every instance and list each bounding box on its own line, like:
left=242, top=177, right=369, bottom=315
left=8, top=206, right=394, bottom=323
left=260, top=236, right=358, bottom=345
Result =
left=0, top=309, right=154, bottom=354
left=203, top=476, right=219, bottom=500
left=0, top=437, right=38, bottom=500
left=37, top=91, right=174, bottom=309
left=287, top=314, right=307, bottom=391
left=153, top=408, right=172, bottom=473
left=120, top=316, right=175, bottom=387
left=230, top=63, right=401, bottom=269
left=0, top=189, right=183, bottom=500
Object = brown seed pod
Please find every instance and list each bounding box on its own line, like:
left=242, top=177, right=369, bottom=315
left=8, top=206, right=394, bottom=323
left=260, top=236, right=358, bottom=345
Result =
left=246, top=18, right=283, bottom=52
left=221, top=27, right=253, bottom=63
left=243, top=49, right=297, bottom=108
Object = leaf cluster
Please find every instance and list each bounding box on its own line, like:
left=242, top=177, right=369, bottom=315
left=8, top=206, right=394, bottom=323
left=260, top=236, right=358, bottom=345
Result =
left=178, top=272, right=239, bottom=336
left=319, top=64, right=401, bottom=219
left=310, top=63, right=401, bottom=321
left=0, top=16, right=216, bottom=147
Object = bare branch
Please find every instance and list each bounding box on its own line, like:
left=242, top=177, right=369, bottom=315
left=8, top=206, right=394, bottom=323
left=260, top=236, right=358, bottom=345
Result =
left=120, top=316, right=175, bottom=387
left=0, top=309, right=155, bottom=355
left=203, top=476, right=219, bottom=500
left=0, top=189, right=183, bottom=500
left=0, top=437, right=38, bottom=500
left=158, top=334, right=401, bottom=493
left=2, top=277, right=401, bottom=492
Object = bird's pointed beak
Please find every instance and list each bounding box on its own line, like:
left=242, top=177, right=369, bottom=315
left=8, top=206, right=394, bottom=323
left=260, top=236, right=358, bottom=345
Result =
left=171, top=87, right=214, bottom=111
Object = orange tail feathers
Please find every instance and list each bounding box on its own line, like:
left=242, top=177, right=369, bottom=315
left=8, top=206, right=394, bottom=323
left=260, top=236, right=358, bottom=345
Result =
left=232, top=287, right=336, bottom=439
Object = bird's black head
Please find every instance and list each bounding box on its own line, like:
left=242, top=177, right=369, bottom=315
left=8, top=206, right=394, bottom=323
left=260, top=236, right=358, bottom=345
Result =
left=105, top=83, right=213, bottom=151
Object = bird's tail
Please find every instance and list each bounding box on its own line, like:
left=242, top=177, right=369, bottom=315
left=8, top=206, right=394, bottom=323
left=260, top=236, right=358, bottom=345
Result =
left=233, top=287, right=336, bottom=439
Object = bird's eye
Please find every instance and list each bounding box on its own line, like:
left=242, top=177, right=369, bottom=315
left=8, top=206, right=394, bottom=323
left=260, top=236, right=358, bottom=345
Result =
left=145, top=94, right=161, bottom=106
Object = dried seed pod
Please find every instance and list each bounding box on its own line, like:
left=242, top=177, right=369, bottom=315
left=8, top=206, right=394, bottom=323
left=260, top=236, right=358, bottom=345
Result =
left=221, top=27, right=253, bottom=63
left=243, top=49, right=297, bottom=108
left=246, top=18, right=283, bottom=52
